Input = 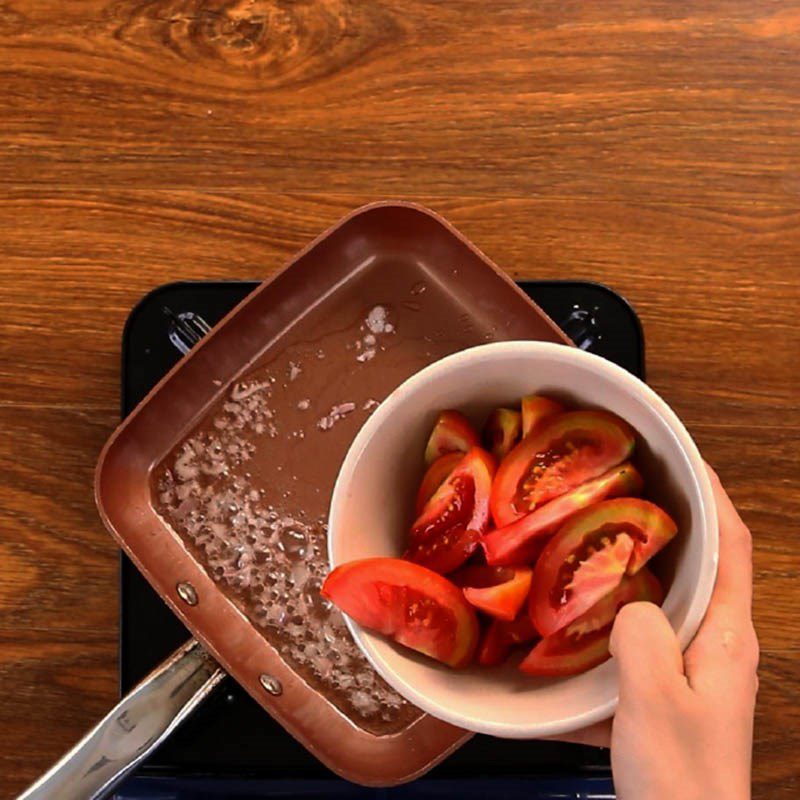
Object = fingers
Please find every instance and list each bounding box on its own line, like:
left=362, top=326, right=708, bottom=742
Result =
left=610, top=602, right=686, bottom=699
left=683, top=466, right=759, bottom=694
left=705, top=464, right=753, bottom=618
left=684, top=612, right=760, bottom=695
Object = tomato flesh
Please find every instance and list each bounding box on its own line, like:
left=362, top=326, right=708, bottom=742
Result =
left=322, top=557, right=479, bottom=668
left=453, top=565, right=533, bottom=622
left=483, top=408, right=522, bottom=461
left=482, top=462, right=643, bottom=566
left=405, top=528, right=481, bottom=576
left=424, top=410, right=480, bottom=465
left=520, top=568, right=663, bottom=676
left=415, top=452, right=462, bottom=514
left=501, top=612, right=538, bottom=645
left=406, top=447, right=495, bottom=574
left=622, top=499, right=679, bottom=575
left=477, top=612, right=539, bottom=666
left=491, top=410, right=635, bottom=527
left=477, top=620, right=510, bottom=666
left=530, top=497, right=677, bottom=636
left=521, top=395, right=564, bottom=438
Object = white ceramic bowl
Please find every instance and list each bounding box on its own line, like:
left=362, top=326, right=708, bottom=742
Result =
left=328, top=341, right=718, bottom=738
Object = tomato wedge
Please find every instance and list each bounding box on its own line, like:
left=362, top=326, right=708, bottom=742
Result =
left=477, top=612, right=538, bottom=666
left=452, top=565, right=533, bottom=621
left=521, top=395, right=564, bottom=438
left=483, top=408, right=522, bottom=461
left=322, top=557, right=479, bottom=668
left=476, top=620, right=510, bottom=666
left=482, top=462, right=643, bottom=566
left=490, top=410, right=635, bottom=527
left=501, top=611, right=538, bottom=645
left=622, top=498, right=679, bottom=575
left=520, top=568, right=663, bottom=676
left=530, top=498, right=677, bottom=636
left=415, top=452, right=462, bottom=514
left=406, top=447, right=496, bottom=574
left=405, top=527, right=481, bottom=576
left=424, top=410, right=480, bottom=465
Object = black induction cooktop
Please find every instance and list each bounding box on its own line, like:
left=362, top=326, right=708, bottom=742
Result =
left=118, top=280, right=643, bottom=787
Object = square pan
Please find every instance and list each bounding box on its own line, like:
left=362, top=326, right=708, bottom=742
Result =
left=96, top=202, right=570, bottom=786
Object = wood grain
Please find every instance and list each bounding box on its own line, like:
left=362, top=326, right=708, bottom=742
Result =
left=0, top=1, right=798, bottom=797
left=2, top=1, right=800, bottom=204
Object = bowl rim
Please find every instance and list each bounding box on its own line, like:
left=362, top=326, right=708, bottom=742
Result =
left=328, top=340, right=719, bottom=738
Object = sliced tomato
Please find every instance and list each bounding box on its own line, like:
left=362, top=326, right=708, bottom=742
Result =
left=482, top=462, right=643, bottom=566
left=424, top=410, right=480, bottom=465
left=501, top=611, right=538, bottom=645
left=405, top=447, right=496, bottom=574
left=477, top=619, right=509, bottom=666
left=622, top=499, right=679, bottom=575
left=405, top=527, right=482, bottom=576
left=415, top=452, right=462, bottom=514
left=321, top=557, right=479, bottom=668
left=477, top=612, right=538, bottom=666
left=529, top=498, right=677, bottom=636
left=490, top=410, right=635, bottom=527
left=483, top=408, right=522, bottom=461
left=521, top=395, right=564, bottom=438
left=533, top=534, right=635, bottom=637
left=520, top=568, right=663, bottom=676
left=452, top=565, right=532, bottom=621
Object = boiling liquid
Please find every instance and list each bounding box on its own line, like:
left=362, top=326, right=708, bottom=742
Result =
left=154, top=304, right=423, bottom=734
left=153, top=277, right=505, bottom=734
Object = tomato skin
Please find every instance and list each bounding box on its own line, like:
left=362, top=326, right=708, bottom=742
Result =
left=415, top=452, right=462, bottom=515
left=623, top=499, right=679, bottom=575
left=453, top=565, right=533, bottom=622
left=530, top=498, right=677, bottom=637
left=322, top=557, right=479, bottom=668
left=406, top=447, right=496, bottom=574
left=490, top=410, right=635, bottom=527
left=477, top=612, right=539, bottom=666
left=482, top=462, right=643, bottom=567
left=521, top=395, right=564, bottom=438
left=520, top=568, right=663, bottom=676
left=483, top=408, right=522, bottom=462
left=424, top=410, right=480, bottom=465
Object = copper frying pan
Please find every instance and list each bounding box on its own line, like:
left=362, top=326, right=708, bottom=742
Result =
left=18, top=203, right=570, bottom=799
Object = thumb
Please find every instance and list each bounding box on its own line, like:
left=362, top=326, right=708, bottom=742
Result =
left=610, top=602, right=686, bottom=699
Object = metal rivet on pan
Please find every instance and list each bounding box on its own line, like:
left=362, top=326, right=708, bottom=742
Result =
left=259, top=674, right=283, bottom=696
left=176, top=581, right=198, bottom=606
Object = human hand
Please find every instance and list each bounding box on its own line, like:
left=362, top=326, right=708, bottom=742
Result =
left=608, top=465, right=759, bottom=799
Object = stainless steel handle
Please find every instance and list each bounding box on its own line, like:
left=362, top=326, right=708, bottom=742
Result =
left=17, top=639, right=225, bottom=800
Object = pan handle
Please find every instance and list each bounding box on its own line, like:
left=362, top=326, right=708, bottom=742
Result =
left=16, top=638, right=225, bottom=800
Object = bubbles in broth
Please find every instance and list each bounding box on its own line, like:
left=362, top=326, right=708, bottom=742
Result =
left=154, top=372, right=414, bottom=732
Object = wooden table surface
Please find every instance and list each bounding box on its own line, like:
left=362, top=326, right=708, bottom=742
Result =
left=1, top=1, right=798, bottom=796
